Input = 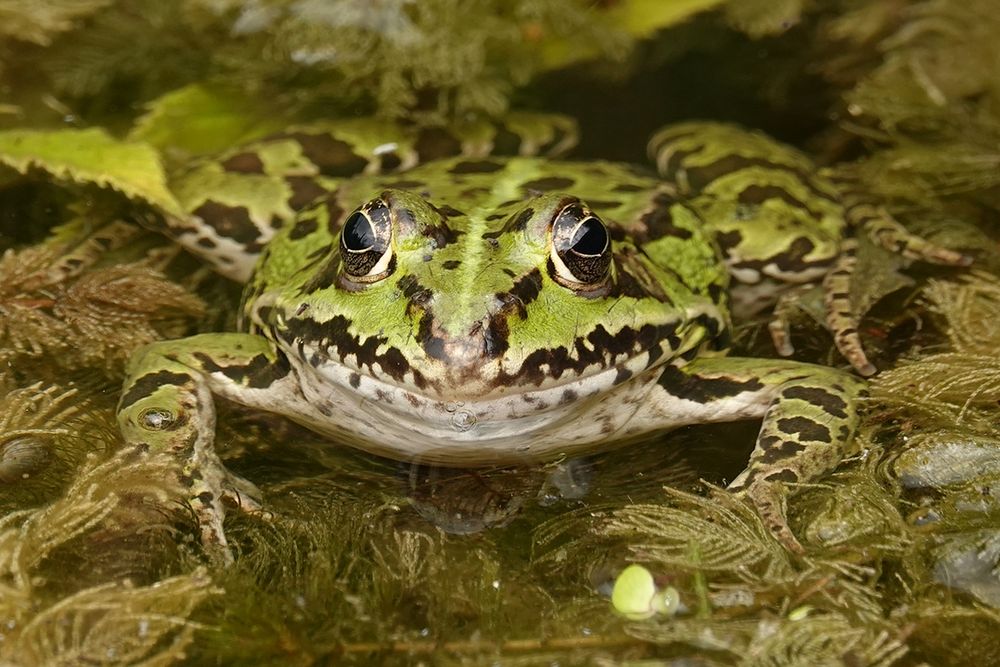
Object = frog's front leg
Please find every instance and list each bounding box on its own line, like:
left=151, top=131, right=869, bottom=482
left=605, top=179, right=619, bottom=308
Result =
left=117, top=333, right=294, bottom=563
left=635, top=357, right=866, bottom=553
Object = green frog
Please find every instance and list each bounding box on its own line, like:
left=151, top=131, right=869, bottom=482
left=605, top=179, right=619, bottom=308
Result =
left=117, top=117, right=968, bottom=562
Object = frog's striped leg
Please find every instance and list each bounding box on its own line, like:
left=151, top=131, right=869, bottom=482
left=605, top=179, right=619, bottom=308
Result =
left=820, top=238, right=877, bottom=376
left=636, top=357, right=867, bottom=553
left=117, top=333, right=294, bottom=563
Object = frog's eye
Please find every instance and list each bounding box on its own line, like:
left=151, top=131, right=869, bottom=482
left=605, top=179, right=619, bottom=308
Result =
left=340, top=200, right=393, bottom=281
left=549, top=201, right=611, bottom=288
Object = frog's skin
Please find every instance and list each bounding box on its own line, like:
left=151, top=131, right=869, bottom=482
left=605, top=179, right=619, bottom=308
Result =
left=118, top=119, right=967, bottom=562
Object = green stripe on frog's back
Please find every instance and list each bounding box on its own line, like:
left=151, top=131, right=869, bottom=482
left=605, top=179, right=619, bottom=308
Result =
left=248, top=157, right=729, bottom=396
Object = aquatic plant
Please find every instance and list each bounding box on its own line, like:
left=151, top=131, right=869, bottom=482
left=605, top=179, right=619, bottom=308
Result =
left=0, top=221, right=204, bottom=374
left=0, top=0, right=998, bottom=664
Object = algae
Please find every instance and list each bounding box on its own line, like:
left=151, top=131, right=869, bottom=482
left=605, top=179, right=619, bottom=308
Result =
left=0, top=1, right=999, bottom=665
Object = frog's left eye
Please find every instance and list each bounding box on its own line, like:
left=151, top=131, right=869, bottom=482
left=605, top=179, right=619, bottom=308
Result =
left=340, top=199, right=393, bottom=282
left=549, top=201, right=611, bottom=288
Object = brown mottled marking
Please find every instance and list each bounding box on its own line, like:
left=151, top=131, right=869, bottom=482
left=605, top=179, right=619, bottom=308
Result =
left=221, top=152, right=265, bottom=174
left=521, top=176, right=575, bottom=192
left=193, top=201, right=263, bottom=245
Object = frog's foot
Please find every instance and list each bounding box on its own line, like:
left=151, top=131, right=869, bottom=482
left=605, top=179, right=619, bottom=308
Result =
left=733, top=481, right=804, bottom=554
left=767, top=282, right=818, bottom=358
left=186, top=450, right=267, bottom=565
left=118, top=377, right=237, bottom=565
left=219, top=467, right=265, bottom=515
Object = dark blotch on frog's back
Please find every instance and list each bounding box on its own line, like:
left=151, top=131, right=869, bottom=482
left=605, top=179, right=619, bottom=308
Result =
left=636, top=192, right=693, bottom=242
left=521, top=176, right=575, bottom=192
left=193, top=201, right=262, bottom=245
left=737, top=184, right=810, bottom=211
left=449, top=160, right=505, bottom=175
left=283, top=131, right=369, bottom=177
left=434, top=204, right=466, bottom=218
left=324, top=201, right=346, bottom=234
left=730, top=236, right=822, bottom=274
left=442, top=260, right=462, bottom=270
left=286, top=176, right=329, bottom=210
left=221, top=152, right=265, bottom=174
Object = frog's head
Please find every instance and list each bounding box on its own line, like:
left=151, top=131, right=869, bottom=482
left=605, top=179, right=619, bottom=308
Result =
left=261, top=188, right=708, bottom=401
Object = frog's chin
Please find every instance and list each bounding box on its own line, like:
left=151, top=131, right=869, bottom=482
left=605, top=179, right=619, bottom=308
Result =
left=282, top=348, right=666, bottom=466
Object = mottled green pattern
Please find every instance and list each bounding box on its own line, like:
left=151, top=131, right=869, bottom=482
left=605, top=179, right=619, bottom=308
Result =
left=116, top=118, right=969, bottom=558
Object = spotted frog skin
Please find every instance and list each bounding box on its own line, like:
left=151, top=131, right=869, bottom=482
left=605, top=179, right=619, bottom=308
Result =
left=118, top=118, right=968, bottom=561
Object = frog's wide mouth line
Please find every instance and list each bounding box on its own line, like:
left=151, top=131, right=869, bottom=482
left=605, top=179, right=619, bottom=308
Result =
left=297, top=336, right=664, bottom=406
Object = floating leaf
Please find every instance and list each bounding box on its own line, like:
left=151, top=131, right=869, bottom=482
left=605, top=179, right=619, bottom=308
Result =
left=0, top=128, right=184, bottom=216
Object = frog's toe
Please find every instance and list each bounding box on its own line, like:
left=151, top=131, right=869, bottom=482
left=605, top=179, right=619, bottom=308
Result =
left=220, top=469, right=267, bottom=516
left=189, top=488, right=235, bottom=566
left=734, top=482, right=805, bottom=555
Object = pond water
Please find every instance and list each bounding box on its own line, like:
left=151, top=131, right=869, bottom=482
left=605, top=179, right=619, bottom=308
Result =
left=2, top=2, right=1000, bottom=665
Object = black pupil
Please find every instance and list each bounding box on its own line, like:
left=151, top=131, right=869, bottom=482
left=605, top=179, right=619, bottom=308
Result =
left=342, top=211, right=375, bottom=251
left=570, top=218, right=607, bottom=255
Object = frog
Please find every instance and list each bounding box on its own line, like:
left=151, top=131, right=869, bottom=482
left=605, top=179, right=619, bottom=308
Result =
left=117, top=116, right=969, bottom=562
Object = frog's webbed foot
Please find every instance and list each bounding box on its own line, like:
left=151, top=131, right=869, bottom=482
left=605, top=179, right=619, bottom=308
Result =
left=766, top=283, right=818, bottom=359
left=823, top=193, right=973, bottom=375
left=219, top=468, right=265, bottom=514
left=187, top=449, right=268, bottom=565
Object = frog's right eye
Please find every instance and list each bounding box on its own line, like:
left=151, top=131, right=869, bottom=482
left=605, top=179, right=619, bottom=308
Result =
left=340, top=199, right=393, bottom=281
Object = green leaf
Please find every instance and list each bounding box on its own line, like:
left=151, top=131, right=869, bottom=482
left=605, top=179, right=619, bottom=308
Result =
left=540, top=0, right=724, bottom=68
left=129, top=84, right=281, bottom=158
left=0, top=128, right=184, bottom=216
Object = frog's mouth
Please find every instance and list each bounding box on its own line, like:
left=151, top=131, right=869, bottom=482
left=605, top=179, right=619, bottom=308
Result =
left=290, top=329, right=671, bottom=406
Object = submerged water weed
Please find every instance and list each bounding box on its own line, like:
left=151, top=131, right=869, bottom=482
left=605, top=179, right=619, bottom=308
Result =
left=0, top=379, right=94, bottom=514
left=0, top=442, right=215, bottom=666
left=0, top=221, right=204, bottom=375
left=190, top=492, right=634, bottom=664
left=874, top=271, right=1000, bottom=423
left=532, top=486, right=908, bottom=663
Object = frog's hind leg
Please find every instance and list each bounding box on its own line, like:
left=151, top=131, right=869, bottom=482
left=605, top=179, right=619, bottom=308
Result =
left=639, top=357, right=866, bottom=553
left=820, top=188, right=973, bottom=375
